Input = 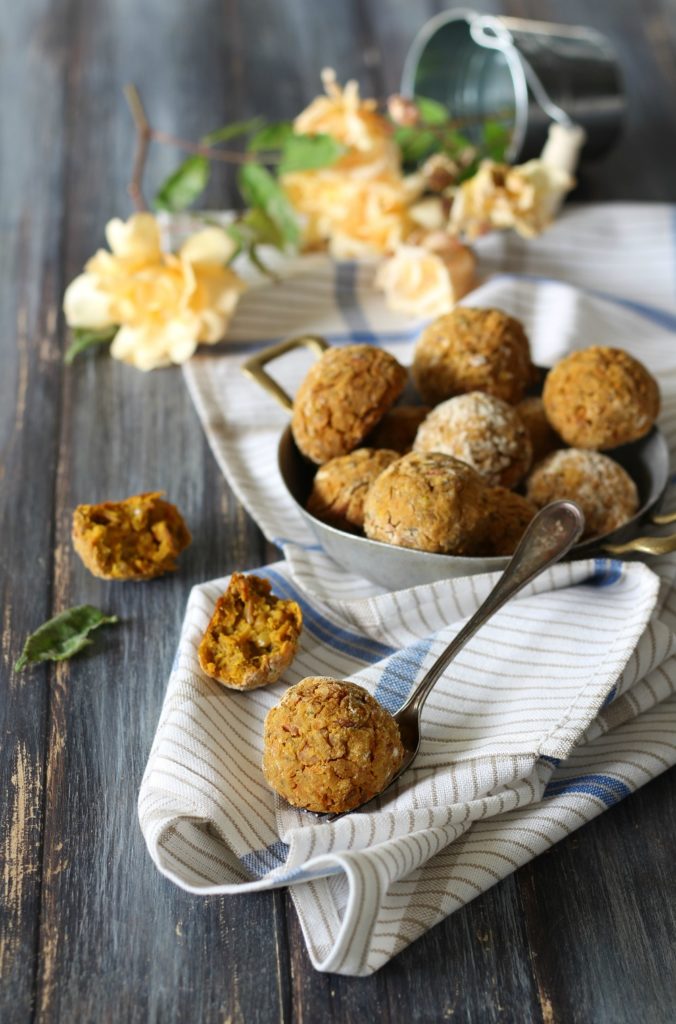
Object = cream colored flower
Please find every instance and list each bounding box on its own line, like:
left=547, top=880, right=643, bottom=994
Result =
left=285, top=172, right=410, bottom=260
left=375, top=235, right=476, bottom=318
left=63, top=214, right=245, bottom=370
left=283, top=70, right=410, bottom=257
left=294, top=68, right=399, bottom=179
left=451, top=159, right=574, bottom=239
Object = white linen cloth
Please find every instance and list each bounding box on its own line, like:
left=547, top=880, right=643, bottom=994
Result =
left=140, top=204, right=676, bottom=975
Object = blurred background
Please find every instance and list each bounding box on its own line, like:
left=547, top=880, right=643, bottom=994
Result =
left=4, top=0, right=674, bottom=238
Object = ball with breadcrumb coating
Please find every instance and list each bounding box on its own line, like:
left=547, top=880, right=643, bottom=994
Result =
left=526, top=449, right=639, bottom=539
left=72, top=491, right=191, bottom=580
left=412, top=306, right=536, bottom=405
left=477, top=488, right=536, bottom=557
left=262, top=677, right=404, bottom=814
left=291, top=345, right=407, bottom=464
left=198, top=573, right=302, bottom=690
left=516, top=396, right=562, bottom=464
left=306, top=448, right=399, bottom=533
left=542, top=347, right=660, bottom=450
left=365, top=405, right=431, bottom=454
left=363, top=451, right=487, bottom=554
left=414, top=391, right=532, bottom=488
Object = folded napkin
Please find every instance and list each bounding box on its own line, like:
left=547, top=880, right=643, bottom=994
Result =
left=140, top=204, right=676, bottom=975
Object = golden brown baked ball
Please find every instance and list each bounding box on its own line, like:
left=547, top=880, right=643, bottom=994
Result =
left=72, top=491, right=191, bottom=580
left=365, top=405, right=431, bottom=453
left=198, top=573, right=302, bottom=690
left=412, top=306, right=536, bottom=405
left=516, top=396, right=562, bottom=464
left=542, top=347, right=660, bottom=450
left=526, top=449, right=639, bottom=539
left=477, top=488, right=537, bottom=557
left=306, top=448, right=399, bottom=533
left=262, top=677, right=404, bottom=814
left=291, top=344, right=407, bottom=464
left=413, top=391, right=532, bottom=489
left=363, top=451, right=487, bottom=554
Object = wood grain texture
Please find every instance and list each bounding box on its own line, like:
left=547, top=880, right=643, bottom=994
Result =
left=0, top=1, right=674, bottom=1022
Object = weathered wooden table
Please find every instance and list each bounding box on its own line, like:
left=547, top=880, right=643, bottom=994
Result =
left=2, top=1, right=675, bottom=1020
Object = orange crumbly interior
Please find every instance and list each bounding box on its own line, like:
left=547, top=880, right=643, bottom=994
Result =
left=198, top=573, right=303, bottom=690
left=72, top=491, right=191, bottom=580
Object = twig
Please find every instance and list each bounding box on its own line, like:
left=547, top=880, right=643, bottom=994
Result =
left=124, top=84, right=152, bottom=211
left=151, top=131, right=264, bottom=164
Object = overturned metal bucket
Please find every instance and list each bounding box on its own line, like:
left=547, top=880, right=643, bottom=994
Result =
left=401, top=8, right=625, bottom=162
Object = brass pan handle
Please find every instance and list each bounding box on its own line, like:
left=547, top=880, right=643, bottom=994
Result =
left=602, top=500, right=676, bottom=556
left=241, top=334, right=329, bottom=413
left=603, top=533, right=676, bottom=557
left=651, top=509, right=676, bottom=525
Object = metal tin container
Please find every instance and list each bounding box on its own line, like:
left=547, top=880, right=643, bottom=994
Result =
left=278, top=423, right=670, bottom=590
left=401, top=8, right=625, bottom=162
left=243, top=336, right=674, bottom=590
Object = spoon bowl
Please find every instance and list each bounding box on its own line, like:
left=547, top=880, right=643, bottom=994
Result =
left=324, top=499, right=585, bottom=820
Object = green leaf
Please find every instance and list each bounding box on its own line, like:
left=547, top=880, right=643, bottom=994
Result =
left=394, top=126, right=441, bottom=165
left=278, top=133, right=345, bottom=175
left=442, top=128, right=473, bottom=154
left=481, top=120, right=511, bottom=162
left=415, top=95, right=449, bottom=126
left=14, top=605, right=119, bottom=672
left=248, top=121, right=294, bottom=151
left=226, top=208, right=286, bottom=266
left=241, top=207, right=286, bottom=248
left=154, top=155, right=211, bottom=212
left=202, top=117, right=265, bottom=146
left=64, top=325, right=118, bottom=365
left=248, top=244, right=278, bottom=281
left=238, top=163, right=300, bottom=248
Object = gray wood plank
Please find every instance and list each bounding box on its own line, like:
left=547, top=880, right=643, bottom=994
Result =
left=0, top=1, right=72, bottom=1018
left=519, top=767, right=676, bottom=1024
left=1, top=0, right=675, bottom=1021
left=31, top=1, right=285, bottom=1021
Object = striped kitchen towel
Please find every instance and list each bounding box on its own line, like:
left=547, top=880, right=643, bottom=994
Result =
left=138, top=555, right=676, bottom=975
left=139, top=204, right=676, bottom=974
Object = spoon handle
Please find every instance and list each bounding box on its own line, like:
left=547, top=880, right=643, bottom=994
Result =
left=396, top=501, right=585, bottom=721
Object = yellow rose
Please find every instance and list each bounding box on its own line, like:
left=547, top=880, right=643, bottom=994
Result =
left=451, top=159, right=574, bottom=240
left=375, top=236, right=476, bottom=318
left=63, top=214, right=245, bottom=370
left=283, top=70, right=410, bottom=257
left=294, top=68, right=399, bottom=179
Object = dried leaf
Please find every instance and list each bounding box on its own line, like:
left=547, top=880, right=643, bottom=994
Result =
left=14, top=605, right=119, bottom=672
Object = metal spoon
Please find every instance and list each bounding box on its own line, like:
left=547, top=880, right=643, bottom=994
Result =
left=327, top=500, right=585, bottom=820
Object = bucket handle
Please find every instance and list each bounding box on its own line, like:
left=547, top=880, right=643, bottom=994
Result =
left=471, top=16, right=573, bottom=128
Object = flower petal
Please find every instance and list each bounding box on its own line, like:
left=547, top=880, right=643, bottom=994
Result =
left=63, top=273, right=116, bottom=329
left=180, top=226, right=237, bottom=266
left=105, top=214, right=162, bottom=261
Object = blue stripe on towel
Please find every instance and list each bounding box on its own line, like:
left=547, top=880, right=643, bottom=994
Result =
left=590, top=558, right=624, bottom=586
left=374, top=637, right=435, bottom=713
left=544, top=772, right=632, bottom=807
left=264, top=568, right=396, bottom=662
left=492, top=271, right=676, bottom=332
left=240, top=840, right=289, bottom=877
left=335, top=263, right=379, bottom=343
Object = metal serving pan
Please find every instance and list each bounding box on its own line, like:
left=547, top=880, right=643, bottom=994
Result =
left=244, top=335, right=675, bottom=589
